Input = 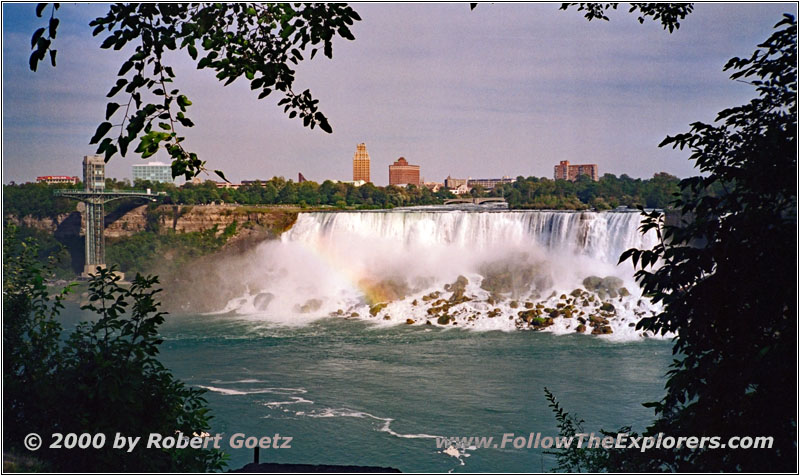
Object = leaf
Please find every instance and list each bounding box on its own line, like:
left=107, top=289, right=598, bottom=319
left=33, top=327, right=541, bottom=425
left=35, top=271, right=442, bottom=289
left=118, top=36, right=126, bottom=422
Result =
left=90, top=122, right=113, bottom=144
left=35, top=3, right=47, bottom=17
left=49, top=49, right=57, bottom=67
left=49, top=17, right=59, bottom=39
left=319, top=119, right=332, bottom=134
left=31, top=27, right=46, bottom=48
left=187, top=43, right=197, bottom=60
left=118, top=60, right=134, bottom=76
left=214, top=170, right=229, bottom=183
left=105, top=102, right=120, bottom=120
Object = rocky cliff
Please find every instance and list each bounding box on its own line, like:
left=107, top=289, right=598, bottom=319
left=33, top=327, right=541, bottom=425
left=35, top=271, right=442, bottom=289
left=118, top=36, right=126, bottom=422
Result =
left=6, top=204, right=300, bottom=240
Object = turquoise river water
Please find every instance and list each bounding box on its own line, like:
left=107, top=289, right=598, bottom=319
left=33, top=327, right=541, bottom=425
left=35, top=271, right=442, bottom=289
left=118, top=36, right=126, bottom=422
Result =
left=62, top=304, right=672, bottom=472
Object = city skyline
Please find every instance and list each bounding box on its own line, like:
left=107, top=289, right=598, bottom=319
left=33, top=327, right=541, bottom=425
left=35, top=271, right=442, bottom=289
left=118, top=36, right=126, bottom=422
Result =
left=2, top=3, right=794, bottom=185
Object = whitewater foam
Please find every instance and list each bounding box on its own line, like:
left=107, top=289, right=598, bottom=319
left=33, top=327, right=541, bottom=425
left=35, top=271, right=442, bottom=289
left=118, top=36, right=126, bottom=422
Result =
left=215, top=210, right=664, bottom=340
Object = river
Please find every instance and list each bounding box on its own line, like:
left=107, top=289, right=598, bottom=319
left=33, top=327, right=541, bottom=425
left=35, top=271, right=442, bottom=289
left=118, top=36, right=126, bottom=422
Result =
left=63, top=209, right=673, bottom=471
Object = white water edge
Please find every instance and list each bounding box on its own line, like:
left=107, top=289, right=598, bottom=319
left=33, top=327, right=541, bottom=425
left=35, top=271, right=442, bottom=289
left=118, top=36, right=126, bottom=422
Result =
left=213, top=210, right=669, bottom=341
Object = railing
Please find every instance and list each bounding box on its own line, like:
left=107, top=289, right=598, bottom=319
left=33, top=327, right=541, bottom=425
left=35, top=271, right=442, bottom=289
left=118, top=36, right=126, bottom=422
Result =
left=54, top=189, right=161, bottom=195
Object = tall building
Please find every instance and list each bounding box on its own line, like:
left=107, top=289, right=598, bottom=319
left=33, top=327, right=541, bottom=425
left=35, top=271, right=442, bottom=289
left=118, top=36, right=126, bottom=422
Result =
left=36, top=175, right=80, bottom=185
left=554, top=161, right=599, bottom=181
left=352, top=143, right=371, bottom=183
left=84, top=154, right=106, bottom=191
left=132, top=161, right=175, bottom=183
left=388, top=157, right=421, bottom=186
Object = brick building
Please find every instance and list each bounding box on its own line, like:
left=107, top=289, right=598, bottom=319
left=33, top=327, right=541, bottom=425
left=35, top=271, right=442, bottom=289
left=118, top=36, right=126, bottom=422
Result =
left=554, top=161, right=599, bottom=181
left=388, top=157, right=420, bottom=186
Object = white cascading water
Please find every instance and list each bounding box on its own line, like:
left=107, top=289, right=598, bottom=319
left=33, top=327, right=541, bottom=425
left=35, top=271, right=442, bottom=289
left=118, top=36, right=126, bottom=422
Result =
left=215, top=210, right=664, bottom=340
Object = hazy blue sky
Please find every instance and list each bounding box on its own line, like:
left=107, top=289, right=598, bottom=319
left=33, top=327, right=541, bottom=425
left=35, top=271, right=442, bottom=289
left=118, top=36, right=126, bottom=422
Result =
left=2, top=3, right=795, bottom=185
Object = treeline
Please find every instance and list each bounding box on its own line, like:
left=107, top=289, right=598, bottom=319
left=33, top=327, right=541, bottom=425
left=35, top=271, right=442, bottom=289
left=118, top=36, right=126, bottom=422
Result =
left=2, top=182, right=77, bottom=218
left=130, top=177, right=453, bottom=208
left=3, top=172, right=682, bottom=221
left=491, top=173, right=681, bottom=210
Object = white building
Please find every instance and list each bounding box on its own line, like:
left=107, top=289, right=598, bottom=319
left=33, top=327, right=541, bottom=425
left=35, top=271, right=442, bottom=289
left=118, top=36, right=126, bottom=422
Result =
left=132, top=161, right=175, bottom=183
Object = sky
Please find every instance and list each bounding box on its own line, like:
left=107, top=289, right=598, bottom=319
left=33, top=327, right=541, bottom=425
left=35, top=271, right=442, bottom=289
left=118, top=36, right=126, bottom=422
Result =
left=2, top=3, right=796, bottom=185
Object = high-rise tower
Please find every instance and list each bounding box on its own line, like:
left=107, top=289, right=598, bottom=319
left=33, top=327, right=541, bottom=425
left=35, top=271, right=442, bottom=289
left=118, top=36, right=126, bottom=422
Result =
left=55, top=155, right=160, bottom=277
left=352, top=143, right=371, bottom=183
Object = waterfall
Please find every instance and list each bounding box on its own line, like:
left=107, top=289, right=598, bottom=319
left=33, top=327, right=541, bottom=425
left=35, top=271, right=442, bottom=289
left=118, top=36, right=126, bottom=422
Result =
left=215, top=210, right=663, bottom=340
left=285, top=210, right=653, bottom=266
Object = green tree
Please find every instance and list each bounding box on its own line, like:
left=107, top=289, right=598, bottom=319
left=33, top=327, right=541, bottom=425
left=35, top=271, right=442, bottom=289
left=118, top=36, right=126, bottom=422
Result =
left=3, top=229, right=227, bottom=471
left=30, top=3, right=361, bottom=180
left=547, top=14, right=797, bottom=473
left=620, top=15, right=796, bottom=471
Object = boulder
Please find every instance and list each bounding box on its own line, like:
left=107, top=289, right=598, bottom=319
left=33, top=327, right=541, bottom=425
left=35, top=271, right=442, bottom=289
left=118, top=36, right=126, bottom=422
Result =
left=591, top=325, right=614, bottom=335
left=437, top=315, right=454, bottom=325
left=600, top=276, right=624, bottom=291
left=422, top=291, right=440, bottom=302
left=360, top=277, right=409, bottom=302
left=576, top=324, right=586, bottom=333
left=448, top=275, right=470, bottom=303
left=530, top=317, right=554, bottom=329
left=369, top=302, right=388, bottom=316
left=297, top=298, right=322, bottom=313
left=582, top=276, right=603, bottom=291
left=600, top=302, right=616, bottom=313
left=589, top=315, right=609, bottom=326
left=406, top=319, right=415, bottom=325
left=254, top=292, right=275, bottom=311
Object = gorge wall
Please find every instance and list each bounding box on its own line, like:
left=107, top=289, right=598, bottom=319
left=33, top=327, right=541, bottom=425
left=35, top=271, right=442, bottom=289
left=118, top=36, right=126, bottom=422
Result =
left=5, top=204, right=299, bottom=240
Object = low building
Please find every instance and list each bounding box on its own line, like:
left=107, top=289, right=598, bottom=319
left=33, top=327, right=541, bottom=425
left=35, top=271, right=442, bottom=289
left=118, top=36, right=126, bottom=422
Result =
left=444, top=175, right=515, bottom=192
left=451, top=184, right=471, bottom=195
left=554, top=161, right=599, bottom=181
left=423, top=182, right=444, bottom=193
left=132, top=161, right=175, bottom=183
left=444, top=176, right=468, bottom=189
left=331, top=179, right=366, bottom=187
left=36, top=175, right=80, bottom=185
left=468, top=176, right=515, bottom=189
left=388, top=157, right=421, bottom=187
